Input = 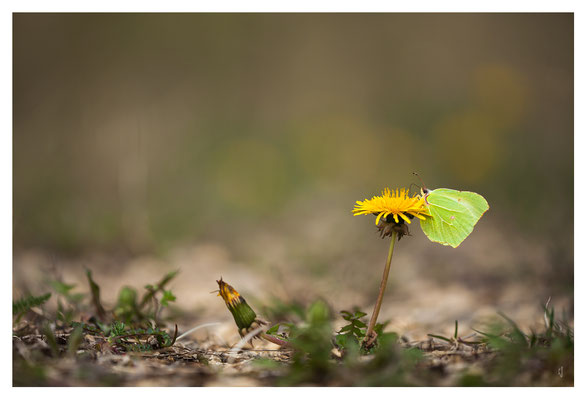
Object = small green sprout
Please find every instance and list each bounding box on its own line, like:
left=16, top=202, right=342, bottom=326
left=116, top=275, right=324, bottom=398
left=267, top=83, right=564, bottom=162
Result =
left=13, top=293, right=51, bottom=322
left=160, top=290, right=176, bottom=307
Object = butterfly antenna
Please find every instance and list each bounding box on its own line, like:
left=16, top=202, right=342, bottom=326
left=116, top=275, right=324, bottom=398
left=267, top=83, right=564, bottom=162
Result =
left=412, top=172, right=427, bottom=191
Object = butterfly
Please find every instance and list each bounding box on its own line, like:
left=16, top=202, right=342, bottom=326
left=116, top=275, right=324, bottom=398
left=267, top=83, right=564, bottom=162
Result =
left=419, top=187, right=489, bottom=248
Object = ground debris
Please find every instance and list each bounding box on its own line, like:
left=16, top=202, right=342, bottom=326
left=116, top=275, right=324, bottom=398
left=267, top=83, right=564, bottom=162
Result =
left=13, top=326, right=294, bottom=386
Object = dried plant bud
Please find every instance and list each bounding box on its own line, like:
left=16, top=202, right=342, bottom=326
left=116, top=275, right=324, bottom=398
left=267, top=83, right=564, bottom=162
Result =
left=216, top=278, right=264, bottom=336
left=377, top=217, right=411, bottom=241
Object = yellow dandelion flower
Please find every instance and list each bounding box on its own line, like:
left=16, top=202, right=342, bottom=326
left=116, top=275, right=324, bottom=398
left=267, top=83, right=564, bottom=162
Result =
left=352, top=188, right=430, bottom=225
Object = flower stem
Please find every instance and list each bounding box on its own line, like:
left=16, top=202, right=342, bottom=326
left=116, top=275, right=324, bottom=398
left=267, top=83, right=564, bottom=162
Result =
left=363, top=230, right=397, bottom=348
left=260, top=332, right=291, bottom=348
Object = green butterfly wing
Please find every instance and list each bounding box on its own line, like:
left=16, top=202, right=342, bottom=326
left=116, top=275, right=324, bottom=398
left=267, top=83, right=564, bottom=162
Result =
left=419, top=188, right=489, bottom=248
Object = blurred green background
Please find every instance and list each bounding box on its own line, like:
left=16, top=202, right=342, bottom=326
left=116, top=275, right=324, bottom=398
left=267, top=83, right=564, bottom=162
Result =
left=13, top=13, right=572, bottom=258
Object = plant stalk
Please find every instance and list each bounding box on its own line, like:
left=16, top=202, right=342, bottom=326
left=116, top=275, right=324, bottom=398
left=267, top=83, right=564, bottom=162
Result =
left=363, top=230, right=397, bottom=347
left=261, top=332, right=291, bottom=348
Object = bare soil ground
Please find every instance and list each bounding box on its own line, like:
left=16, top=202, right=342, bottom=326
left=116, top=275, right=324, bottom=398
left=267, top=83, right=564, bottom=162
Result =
left=12, top=218, right=574, bottom=386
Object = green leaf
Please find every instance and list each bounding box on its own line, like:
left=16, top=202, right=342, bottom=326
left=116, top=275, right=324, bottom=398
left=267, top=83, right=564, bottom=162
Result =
left=335, top=332, right=359, bottom=350
left=454, top=320, right=459, bottom=339
left=267, top=323, right=289, bottom=335
left=109, top=321, right=127, bottom=337
left=419, top=188, right=489, bottom=248
left=498, top=311, right=528, bottom=346
left=160, top=290, right=176, bottom=307
left=340, top=310, right=353, bottom=321
left=50, top=280, right=85, bottom=304
left=428, top=333, right=453, bottom=343
left=472, top=328, right=499, bottom=339
left=306, top=300, right=330, bottom=324
left=41, top=323, right=59, bottom=358
left=139, top=270, right=179, bottom=308
left=13, top=293, right=51, bottom=316
left=353, top=319, right=367, bottom=328
left=67, top=325, right=84, bottom=357
left=117, top=287, right=137, bottom=307
left=374, top=321, right=389, bottom=336
left=50, top=281, right=76, bottom=295
left=86, top=269, right=106, bottom=320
